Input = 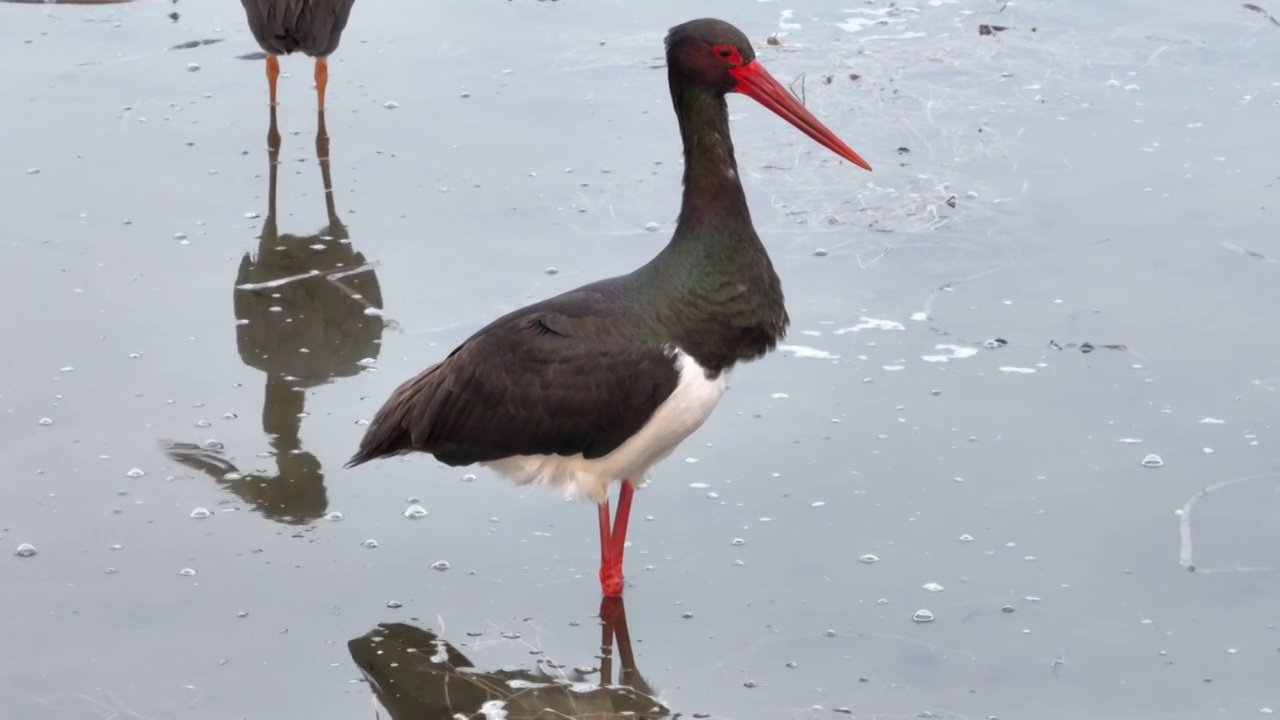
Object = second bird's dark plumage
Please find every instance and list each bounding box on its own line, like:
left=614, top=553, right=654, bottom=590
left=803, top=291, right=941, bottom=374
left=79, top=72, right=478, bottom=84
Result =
left=240, top=0, right=357, bottom=58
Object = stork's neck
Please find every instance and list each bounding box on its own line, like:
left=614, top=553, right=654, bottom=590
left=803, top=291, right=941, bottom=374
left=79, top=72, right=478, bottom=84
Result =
left=670, top=79, right=753, bottom=237
left=625, top=70, right=787, bottom=371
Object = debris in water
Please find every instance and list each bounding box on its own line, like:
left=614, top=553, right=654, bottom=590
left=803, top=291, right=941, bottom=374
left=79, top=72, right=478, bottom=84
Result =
left=189, top=507, right=212, bottom=519
left=169, top=39, right=224, bottom=51
left=1141, top=454, right=1165, bottom=468
left=834, top=317, right=905, bottom=335
left=1220, top=240, right=1278, bottom=263
left=1049, top=340, right=1131, bottom=353
left=403, top=504, right=428, bottom=519
left=1243, top=3, right=1280, bottom=25
left=431, top=560, right=452, bottom=571
left=999, top=366, right=1037, bottom=374
left=921, top=344, right=977, bottom=363
left=912, top=609, right=935, bottom=623
left=979, top=24, right=1009, bottom=35
left=859, top=554, right=880, bottom=563
left=14, top=543, right=38, bottom=558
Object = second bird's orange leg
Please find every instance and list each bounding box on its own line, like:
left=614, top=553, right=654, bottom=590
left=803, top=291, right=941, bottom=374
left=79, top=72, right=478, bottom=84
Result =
left=315, top=56, right=329, bottom=113
left=265, top=54, right=280, bottom=107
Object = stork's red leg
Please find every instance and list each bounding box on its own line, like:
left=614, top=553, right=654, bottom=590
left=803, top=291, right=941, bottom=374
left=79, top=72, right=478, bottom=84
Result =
left=597, top=499, right=612, bottom=566
left=611, top=479, right=635, bottom=566
left=265, top=54, right=280, bottom=107
left=599, top=479, right=634, bottom=597
left=315, top=56, right=329, bottom=113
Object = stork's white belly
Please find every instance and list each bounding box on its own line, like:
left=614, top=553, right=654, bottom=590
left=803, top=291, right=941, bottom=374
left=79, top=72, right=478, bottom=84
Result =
left=482, top=349, right=728, bottom=503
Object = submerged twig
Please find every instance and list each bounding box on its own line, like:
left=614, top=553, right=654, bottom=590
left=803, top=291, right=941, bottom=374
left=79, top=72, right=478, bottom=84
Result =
left=1243, top=3, right=1280, bottom=25
left=325, top=274, right=402, bottom=332
left=1220, top=240, right=1279, bottom=264
left=1178, top=473, right=1280, bottom=573
left=863, top=632, right=979, bottom=660
left=787, top=72, right=806, bottom=105
left=233, top=262, right=403, bottom=333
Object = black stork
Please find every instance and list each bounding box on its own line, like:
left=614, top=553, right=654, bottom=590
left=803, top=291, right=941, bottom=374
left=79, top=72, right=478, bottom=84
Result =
left=239, top=0, right=357, bottom=111
left=347, top=18, right=871, bottom=597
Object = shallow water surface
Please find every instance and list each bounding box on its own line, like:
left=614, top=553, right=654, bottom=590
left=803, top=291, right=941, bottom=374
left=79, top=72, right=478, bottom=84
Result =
left=2, top=0, right=1278, bottom=718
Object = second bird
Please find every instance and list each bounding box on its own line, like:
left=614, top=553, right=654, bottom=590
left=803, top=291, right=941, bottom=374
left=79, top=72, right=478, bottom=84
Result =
left=240, top=0, right=357, bottom=110
left=348, top=18, right=872, bottom=597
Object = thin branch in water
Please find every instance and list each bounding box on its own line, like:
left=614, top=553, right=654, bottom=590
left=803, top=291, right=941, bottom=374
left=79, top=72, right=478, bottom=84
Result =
left=1220, top=240, right=1279, bottom=264
left=1178, top=472, right=1280, bottom=573
left=787, top=72, right=806, bottom=106
left=863, top=632, right=979, bottom=660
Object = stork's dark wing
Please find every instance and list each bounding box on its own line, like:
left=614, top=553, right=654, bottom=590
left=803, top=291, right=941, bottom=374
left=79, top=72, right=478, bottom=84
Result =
left=346, top=310, right=680, bottom=468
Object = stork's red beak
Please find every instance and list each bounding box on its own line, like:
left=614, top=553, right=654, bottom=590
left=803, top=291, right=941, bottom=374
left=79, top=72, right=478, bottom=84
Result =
left=729, top=60, right=872, bottom=171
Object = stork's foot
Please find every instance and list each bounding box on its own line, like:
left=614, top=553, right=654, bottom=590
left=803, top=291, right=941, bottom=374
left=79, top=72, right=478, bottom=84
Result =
left=599, top=565, right=624, bottom=597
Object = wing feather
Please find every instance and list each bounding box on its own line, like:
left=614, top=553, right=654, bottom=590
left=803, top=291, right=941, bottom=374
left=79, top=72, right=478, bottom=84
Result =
left=347, top=310, right=680, bottom=468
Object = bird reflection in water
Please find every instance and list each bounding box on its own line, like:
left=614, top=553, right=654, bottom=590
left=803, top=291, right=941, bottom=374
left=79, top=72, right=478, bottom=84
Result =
left=348, top=598, right=670, bottom=719
left=163, top=105, right=386, bottom=524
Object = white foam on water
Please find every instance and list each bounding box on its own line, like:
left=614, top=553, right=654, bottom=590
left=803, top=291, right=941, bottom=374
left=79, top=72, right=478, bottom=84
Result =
left=779, top=345, right=839, bottom=359
left=834, top=317, right=905, bottom=334
left=921, top=345, right=978, bottom=363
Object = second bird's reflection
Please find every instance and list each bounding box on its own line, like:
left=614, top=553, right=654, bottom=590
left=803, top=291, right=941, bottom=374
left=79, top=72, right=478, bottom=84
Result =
left=165, top=105, right=385, bottom=524
left=349, top=597, right=671, bottom=719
